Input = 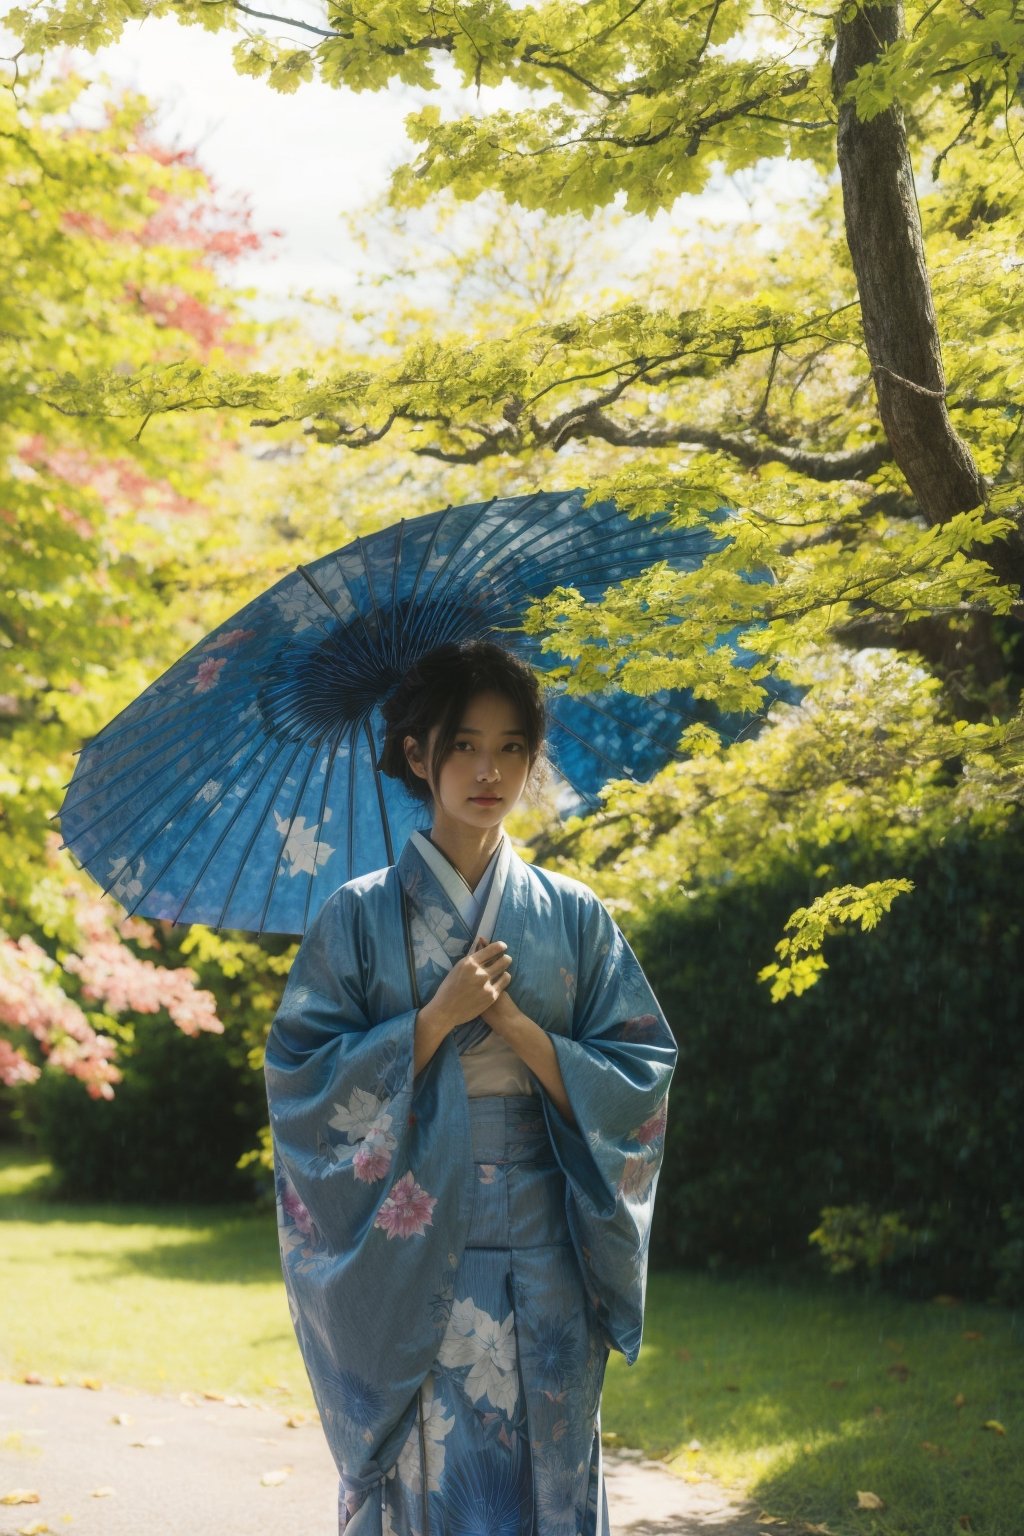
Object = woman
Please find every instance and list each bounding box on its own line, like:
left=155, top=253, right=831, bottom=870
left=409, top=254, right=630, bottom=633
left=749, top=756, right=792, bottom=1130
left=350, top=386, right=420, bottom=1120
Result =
left=264, top=640, right=677, bottom=1536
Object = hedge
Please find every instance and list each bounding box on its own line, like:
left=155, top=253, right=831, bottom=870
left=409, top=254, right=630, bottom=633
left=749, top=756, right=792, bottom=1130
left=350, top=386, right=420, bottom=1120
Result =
left=635, top=816, right=1024, bottom=1300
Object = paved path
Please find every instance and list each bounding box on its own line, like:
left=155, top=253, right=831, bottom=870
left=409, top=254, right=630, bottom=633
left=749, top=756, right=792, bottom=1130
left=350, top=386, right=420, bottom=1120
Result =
left=0, top=1379, right=764, bottom=1535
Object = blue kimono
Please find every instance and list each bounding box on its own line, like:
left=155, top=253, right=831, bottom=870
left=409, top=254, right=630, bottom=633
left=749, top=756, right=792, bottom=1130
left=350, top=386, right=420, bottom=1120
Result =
left=264, top=830, right=676, bottom=1535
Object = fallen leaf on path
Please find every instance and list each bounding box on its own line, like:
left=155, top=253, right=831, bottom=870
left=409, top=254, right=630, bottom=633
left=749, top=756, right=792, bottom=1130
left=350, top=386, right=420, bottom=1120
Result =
left=953, top=1393, right=966, bottom=1410
left=179, top=1393, right=198, bottom=1407
left=202, top=1390, right=226, bottom=1401
left=90, top=1488, right=116, bottom=1498
left=686, top=1439, right=702, bottom=1452
left=800, top=1523, right=833, bottom=1534
left=982, top=1420, right=1006, bottom=1435
left=20, top=1374, right=43, bottom=1387
left=1, top=1491, right=40, bottom=1506
left=110, top=1413, right=132, bottom=1426
left=756, top=1515, right=786, bottom=1525
left=260, top=1468, right=293, bottom=1487
left=17, top=1521, right=49, bottom=1535
left=856, top=1491, right=885, bottom=1510
left=79, top=1378, right=103, bottom=1390
left=284, top=1412, right=309, bottom=1428
left=128, top=1436, right=164, bottom=1449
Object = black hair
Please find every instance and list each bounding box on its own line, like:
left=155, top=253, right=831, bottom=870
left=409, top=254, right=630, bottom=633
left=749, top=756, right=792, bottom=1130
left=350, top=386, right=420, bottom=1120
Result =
left=377, top=640, right=550, bottom=807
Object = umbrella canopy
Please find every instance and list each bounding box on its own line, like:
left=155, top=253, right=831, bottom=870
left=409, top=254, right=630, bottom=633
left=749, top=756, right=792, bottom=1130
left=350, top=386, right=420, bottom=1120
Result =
left=55, top=488, right=793, bottom=934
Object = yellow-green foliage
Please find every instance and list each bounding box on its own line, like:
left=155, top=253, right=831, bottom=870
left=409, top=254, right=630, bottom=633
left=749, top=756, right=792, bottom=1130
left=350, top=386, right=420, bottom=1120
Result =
left=2, top=0, right=1023, bottom=1101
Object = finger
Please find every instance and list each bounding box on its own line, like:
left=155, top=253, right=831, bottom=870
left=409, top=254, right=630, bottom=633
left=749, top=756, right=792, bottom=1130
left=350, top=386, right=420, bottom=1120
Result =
left=476, top=940, right=507, bottom=955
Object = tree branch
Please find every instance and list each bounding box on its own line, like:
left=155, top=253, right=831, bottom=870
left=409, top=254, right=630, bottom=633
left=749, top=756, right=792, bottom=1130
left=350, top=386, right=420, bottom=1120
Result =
left=387, top=401, right=891, bottom=480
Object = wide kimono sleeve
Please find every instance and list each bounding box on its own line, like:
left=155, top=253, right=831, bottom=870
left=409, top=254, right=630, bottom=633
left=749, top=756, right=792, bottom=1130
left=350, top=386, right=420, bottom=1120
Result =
left=263, top=881, right=473, bottom=1501
left=539, top=887, right=677, bottom=1366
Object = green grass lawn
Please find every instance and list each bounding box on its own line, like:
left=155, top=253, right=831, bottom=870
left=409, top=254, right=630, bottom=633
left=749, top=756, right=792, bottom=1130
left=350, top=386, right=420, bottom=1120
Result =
left=2, top=1147, right=1020, bottom=1534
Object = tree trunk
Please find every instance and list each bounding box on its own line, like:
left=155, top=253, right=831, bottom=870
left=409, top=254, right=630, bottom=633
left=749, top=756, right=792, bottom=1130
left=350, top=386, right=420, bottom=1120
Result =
left=832, top=0, right=1024, bottom=593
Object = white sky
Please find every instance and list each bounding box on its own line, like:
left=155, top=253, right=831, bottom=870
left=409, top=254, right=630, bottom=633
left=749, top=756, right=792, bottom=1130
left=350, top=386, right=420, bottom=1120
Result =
left=3, top=8, right=821, bottom=331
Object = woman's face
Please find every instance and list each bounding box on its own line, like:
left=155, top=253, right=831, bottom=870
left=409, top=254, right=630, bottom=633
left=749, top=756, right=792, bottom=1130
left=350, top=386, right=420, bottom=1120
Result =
left=404, top=689, right=531, bottom=830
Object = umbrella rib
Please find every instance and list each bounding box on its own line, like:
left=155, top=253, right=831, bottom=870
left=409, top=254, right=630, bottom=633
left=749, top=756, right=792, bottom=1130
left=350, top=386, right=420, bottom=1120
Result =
left=354, top=533, right=387, bottom=656
left=151, top=733, right=303, bottom=928
left=546, top=711, right=649, bottom=784
left=495, top=503, right=724, bottom=588
left=57, top=653, right=314, bottom=801
left=363, top=716, right=394, bottom=867
left=386, top=517, right=406, bottom=670
left=545, top=758, right=603, bottom=810
left=66, top=554, right=359, bottom=761
left=56, top=585, right=287, bottom=762
left=59, top=599, right=357, bottom=789
left=61, top=658, right=274, bottom=779
left=96, top=728, right=288, bottom=918
left=298, top=563, right=380, bottom=672
left=451, top=485, right=635, bottom=599
left=418, top=488, right=571, bottom=613
left=448, top=513, right=666, bottom=626
left=399, top=504, right=451, bottom=644
left=346, top=721, right=358, bottom=884
left=206, top=733, right=310, bottom=932
left=253, top=727, right=329, bottom=936
left=58, top=708, right=262, bottom=856
left=483, top=517, right=726, bottom=612
left=465, top=493, right=654, bottom=598
left=542, top=690, right=691, bottom=758
left=56, top=629, right=344, bottom=811
left=302, top=728, right=347, bottom=934
left=534, top=539, right=724, bottom=589
left=401, top=496, right=504, bottom=657
left=405, top=489, right=563, bottom=643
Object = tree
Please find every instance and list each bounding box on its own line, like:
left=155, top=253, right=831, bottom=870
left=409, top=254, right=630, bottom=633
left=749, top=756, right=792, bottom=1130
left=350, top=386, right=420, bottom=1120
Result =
left=4, top=0, right=1023, bottom=998
left=0, top=63, right=288, bottom=1097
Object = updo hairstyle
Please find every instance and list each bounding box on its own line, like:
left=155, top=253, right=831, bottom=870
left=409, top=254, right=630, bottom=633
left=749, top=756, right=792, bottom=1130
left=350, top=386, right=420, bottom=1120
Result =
left=377, top=640, right=551, bottom=807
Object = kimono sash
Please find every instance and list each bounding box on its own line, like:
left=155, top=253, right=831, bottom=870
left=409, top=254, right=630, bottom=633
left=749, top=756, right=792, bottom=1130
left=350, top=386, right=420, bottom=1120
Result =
left=264, top=834, right=677, bottom=1492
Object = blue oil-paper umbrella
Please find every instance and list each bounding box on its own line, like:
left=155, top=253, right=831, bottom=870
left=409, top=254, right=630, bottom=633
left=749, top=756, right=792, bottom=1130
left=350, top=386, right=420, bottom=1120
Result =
left=54, top=488, right=797, bottom=934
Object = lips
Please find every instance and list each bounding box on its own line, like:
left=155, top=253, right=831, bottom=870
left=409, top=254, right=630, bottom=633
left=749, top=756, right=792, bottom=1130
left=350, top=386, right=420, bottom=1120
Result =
left=470, top=796, right=501, bottom=803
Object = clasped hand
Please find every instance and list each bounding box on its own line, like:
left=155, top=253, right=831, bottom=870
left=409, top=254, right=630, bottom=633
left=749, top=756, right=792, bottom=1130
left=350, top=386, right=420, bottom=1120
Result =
left=427, top=938, right=519, bottom=1034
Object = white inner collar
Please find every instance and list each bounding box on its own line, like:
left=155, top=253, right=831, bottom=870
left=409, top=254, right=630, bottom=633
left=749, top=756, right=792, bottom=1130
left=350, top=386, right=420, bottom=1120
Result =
left=410, top=829, right=509, bottom=940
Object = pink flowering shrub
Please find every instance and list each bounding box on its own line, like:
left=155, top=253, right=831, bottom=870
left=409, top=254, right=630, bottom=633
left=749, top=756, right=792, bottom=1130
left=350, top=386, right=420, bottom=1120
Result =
left=0, top=868, right=223, bottom=1099
left=60, top=882, right=223, bottom=1037
left=0, top=932, right=120, bottom=1099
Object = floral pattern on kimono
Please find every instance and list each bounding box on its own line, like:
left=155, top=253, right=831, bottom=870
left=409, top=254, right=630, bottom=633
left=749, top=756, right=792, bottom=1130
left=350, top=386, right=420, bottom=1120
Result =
left=264, top=832, right=677, bottom=1532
